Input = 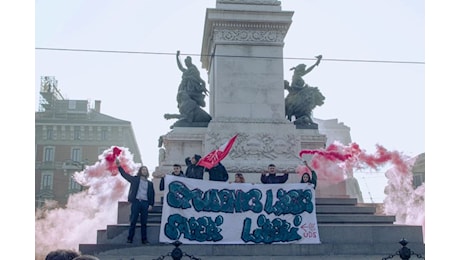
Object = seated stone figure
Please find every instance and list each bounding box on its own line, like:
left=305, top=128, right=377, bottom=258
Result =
left=164, top=50, right=212, bottom=128
left=284, top=55, right=325, bottom=129
left=164, top=91, right=212, bottom=128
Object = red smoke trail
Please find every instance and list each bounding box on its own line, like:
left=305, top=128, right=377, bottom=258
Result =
left=35, top=146, right=139, bottom=260
left=104, top=146, right=123, bottom=175
left=299, top=142, right=411, bottom=183
left=299, top=141, right=424, bottom=240
left=299, top=144, right=353, bottom=161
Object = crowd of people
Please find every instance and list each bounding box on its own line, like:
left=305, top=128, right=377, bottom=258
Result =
left=156, top=154, right=318, bottom=186
left=157, top=154, right=317, bottom=186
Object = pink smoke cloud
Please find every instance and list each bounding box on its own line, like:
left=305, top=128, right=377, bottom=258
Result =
left=35, top=146, right=139, bottom=259
left=299, top=141, right=425, bottom=240
left=35, top=143, right=425, bottom=259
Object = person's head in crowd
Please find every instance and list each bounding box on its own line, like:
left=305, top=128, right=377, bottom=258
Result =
left=137, top=165, right=149, bottom=178
left=267, top=164, right=277, bottom=174
left=45, top=249, right=80, bottom=260
left=301, top=172, right=311, bottom=183
left=234, top=173, right=245, bottom=183
left=190, top=154, right=201, bottom=165
left=172, top=164, right=182, bottom=175
left=73, top=255, right=100, bottom=260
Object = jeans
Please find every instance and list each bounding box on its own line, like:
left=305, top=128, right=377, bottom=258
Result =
left=128, top=199, right=149, bottom=241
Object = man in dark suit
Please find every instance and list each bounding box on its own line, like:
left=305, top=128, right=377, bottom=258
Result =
left=116, top=158, right=155, bottom=244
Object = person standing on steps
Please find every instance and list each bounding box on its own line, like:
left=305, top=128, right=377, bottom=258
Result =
left=159, top=164, right=184, bottom=204
left=184, top=154, right=205, bottom=179
left=300, top=160, right=318, bottom=189
left=160, top=164, right=185, bottom=191
left=206, top=162, right=229, bottom=182
left=260, top=163, right=289, bottom=184
left=116, top=158, right=155, bottom=245
left=45, top=249, right=80, bottom=260
left=233, top=172, right=246, bottom=183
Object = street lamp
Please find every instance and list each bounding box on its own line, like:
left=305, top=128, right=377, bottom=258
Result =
left=382, top=238, right=424, bottom=260
left=152, top=241, right=201, bottom=260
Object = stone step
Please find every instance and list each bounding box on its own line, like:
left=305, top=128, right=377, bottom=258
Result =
left=119, top=198, right=378, bottom=225
left=317, top=214, right=395, bottom=224
left=79, top=225, right=425, bottom=260
left=97, top=224, right=161, bottom=245
left=128, top=212, right=395, bottom=226
left=85, top=198, right=424, bottom=259
left=86, top=254, right=403, bottom=260
left=82, top=244, right=424, bottom=260
left=94, top=222, right=422, bottom=246
left=316, top=197, right=358, bottom=205
left=316, top=204, right=376, bottom=214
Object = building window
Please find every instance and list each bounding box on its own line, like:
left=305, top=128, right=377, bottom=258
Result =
left=71, top=148, right=82, bottom=162
left=98, top=147, right=107, bottom=156
left=44, top=147, right=55, bottom=162
left=101, top=129, right=108, bottom=141
left=413, top=174, right=424, bottom=188
left=69, top=176, right=81, bottom=190
left=69, top=100, right=76, bottom=109
left=74, top=126, right=81, bottom=140
left=46, top=128, right=53, bottom=140
left=41, top=173, right=53, bottom=190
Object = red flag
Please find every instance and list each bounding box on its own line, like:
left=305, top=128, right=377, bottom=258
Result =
left=105, top=146, right=122, bottom=163
left=197, top=134, right=238, bottom=169
left=105, top=146, right=123, bottom=175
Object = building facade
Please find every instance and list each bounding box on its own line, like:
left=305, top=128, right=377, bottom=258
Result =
left=35, top=76, right=142, bottom=208
left=412, top=152, right=425, bottom=188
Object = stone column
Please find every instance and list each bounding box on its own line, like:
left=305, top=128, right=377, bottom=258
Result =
left=198, top=1, right=326, bottom=182
left=201, top=0, right=291, bottom=122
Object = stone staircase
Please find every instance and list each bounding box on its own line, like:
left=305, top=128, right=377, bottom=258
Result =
left=79, top=198, right=425, bottom=259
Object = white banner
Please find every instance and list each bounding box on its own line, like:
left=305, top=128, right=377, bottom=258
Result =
left=159, top=175, right=321, bottom=244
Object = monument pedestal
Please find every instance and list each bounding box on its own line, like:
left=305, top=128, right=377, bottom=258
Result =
left=154, top=121, right=327, bottom=185
left=316, top=180, right=348, bottom=198
left=155, top=127, right=207, bottom=175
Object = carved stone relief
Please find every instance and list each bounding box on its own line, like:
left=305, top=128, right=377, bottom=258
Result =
left=217, top=0, right=281, bottom=5
left=214, top=28, right=285, bottom=43
left=207, top=132, right=297, bottom=160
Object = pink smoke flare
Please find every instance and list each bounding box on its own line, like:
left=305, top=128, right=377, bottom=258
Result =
left=35, top=146, right=140, bottom=259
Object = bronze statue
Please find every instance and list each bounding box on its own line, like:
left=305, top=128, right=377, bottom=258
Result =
left=164, top=51, right=212, bottom=128
left=284, top=55, right=325, bottom=129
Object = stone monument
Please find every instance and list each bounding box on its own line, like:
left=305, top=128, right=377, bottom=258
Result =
left=75, top=2, right=423, bottom=258
left=154, top=0, right=355, bottom=197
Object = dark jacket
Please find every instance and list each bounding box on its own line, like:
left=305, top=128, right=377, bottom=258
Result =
left=185, top=156, right=205, bottom=179
left=260, top=172, right=289, bottom=184
left=159, top=171, right=184, bottom=191
left=118, top=166, right=155, bottom=206
left=207, top=162, right=229, bottom=182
